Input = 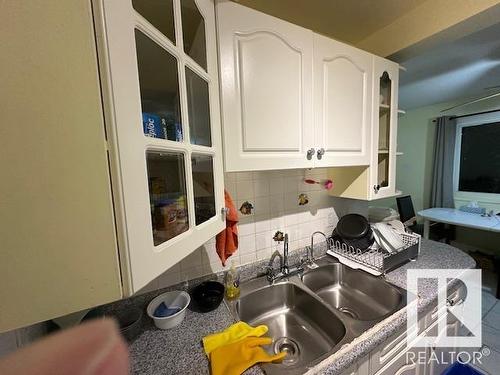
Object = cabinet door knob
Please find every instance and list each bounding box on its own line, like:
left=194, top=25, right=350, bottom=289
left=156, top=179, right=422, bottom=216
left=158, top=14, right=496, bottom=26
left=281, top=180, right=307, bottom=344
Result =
left=306, top=148, right=315, bottom=160
left=316, top=148, right=325, bottom=160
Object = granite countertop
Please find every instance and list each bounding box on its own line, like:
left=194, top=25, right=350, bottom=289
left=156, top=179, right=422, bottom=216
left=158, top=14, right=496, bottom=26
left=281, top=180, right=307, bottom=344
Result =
left=124, top=239, right=475, bottom=375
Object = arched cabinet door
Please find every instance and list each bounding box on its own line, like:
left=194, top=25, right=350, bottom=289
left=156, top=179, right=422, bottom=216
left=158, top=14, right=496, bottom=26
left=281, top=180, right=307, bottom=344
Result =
left=370, top=57, right=399, bottom=199
left=216, top=1, right=314, bottom=171
left=313, top=33, right=373, bottom=167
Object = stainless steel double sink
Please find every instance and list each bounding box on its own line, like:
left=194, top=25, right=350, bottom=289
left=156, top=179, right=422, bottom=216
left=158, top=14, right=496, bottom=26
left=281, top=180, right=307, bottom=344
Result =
left=225, top=256, right=407, bottom=375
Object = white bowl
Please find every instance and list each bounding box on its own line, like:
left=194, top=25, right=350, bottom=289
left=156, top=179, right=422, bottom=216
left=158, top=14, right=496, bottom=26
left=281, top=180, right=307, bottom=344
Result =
left=147, top=291, right=190, bottom=329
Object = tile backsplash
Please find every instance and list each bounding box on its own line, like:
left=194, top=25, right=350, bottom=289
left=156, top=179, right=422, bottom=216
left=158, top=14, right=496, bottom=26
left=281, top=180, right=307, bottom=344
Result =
left=0, top=169, right=365, bottom=349
left=142, top=168, right=341, bottom=293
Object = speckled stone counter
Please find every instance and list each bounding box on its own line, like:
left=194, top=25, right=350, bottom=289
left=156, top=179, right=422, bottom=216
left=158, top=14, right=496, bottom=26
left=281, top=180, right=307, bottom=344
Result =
left=119, top=239, right=474, bottom=375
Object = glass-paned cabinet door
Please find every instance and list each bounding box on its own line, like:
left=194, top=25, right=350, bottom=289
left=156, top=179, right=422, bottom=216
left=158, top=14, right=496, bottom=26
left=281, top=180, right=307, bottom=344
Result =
left=186, top=67, right=211, bottom=146
left=135, top=30, right=183, bottom=142
left=378, top=72, right=391, bottom=189
left=146, top=151, right=189, bottom=246
left=96, top=0, right=224, bottom=293
left=191, top=154, right=216, bottom=225
left=181, top=0, right=207, bottom=70
left=132, top=0, right=175, bottom=43
left=372, top=58, right=399, bottom=198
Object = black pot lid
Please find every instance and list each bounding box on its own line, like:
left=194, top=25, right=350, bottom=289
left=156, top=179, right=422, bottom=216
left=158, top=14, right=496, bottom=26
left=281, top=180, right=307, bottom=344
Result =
left=336, top=214, right=370, bottom=239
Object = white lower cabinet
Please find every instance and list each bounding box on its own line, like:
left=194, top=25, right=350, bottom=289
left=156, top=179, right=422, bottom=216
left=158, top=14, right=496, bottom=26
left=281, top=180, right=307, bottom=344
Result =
left=425, top=315, right=461, bottom=375
left=357, top=284, right=467, bottom=375
left=341, top=356, right=370, bottom=375
left=370, top=328, right=412, bottom=374
left=375, top=346, right=425, bottom=375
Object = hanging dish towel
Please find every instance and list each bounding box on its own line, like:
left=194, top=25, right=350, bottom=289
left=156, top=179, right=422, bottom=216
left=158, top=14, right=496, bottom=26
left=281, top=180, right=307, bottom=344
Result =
left=216, top=190, right=239, bottom=266
left=210, top=337, right=286, bottom=375
left=202, top=321, right=268, bottom=356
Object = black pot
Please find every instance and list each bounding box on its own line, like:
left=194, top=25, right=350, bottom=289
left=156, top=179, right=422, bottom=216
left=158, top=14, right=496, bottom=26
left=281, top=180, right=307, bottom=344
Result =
left=332, top=214, right=374, bottom=251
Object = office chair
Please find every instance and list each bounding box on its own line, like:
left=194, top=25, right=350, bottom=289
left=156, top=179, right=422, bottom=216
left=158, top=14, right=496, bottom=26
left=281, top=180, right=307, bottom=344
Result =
left=396, top=195, right=455, bottom=243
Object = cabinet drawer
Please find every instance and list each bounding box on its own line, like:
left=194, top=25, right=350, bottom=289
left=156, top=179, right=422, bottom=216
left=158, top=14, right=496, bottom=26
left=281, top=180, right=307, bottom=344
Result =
left=370, top=316, right=425, bottom=373
left=370, top=328, right=407, bottom=373
left=374, top=346, right=424, bottom=375
left=340, top=356, right=369, bottom=375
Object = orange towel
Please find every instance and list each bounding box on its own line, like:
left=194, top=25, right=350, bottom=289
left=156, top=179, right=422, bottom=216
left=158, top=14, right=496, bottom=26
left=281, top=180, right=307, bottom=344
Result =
left=216, top=190, right=239, bottom=266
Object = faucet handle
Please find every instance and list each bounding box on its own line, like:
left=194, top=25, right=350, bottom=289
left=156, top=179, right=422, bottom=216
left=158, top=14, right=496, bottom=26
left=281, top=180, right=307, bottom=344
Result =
left=264, top=265, right=276, bottom=282
left=301, top=245, right=311, bottom=263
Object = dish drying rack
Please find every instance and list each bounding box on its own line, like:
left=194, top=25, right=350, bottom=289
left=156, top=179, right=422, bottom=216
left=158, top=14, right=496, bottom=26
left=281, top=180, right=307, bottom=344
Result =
left=326, top=232, right=421, bottom=276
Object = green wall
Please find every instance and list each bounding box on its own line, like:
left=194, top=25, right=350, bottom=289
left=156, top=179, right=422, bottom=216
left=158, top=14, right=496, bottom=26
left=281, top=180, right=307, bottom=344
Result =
left=380, top=95, right=500, bottom=253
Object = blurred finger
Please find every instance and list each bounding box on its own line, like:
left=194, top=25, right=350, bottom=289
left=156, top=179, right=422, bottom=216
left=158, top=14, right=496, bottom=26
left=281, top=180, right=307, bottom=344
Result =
left=0, top=318, right=129, bottom=375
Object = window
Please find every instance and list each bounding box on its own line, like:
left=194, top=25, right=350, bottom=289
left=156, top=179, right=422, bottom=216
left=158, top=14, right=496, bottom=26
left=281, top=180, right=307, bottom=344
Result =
left=455, top=116, right=500, bottom=195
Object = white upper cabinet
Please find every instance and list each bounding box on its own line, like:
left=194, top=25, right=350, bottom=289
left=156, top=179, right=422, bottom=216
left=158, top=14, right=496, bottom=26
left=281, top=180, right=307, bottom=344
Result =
left=313, top=33, right=372, bottom=167
left=216, top=1, right=381, bottom=172
left=216, top=1, right=314, bottom=171
left=370, top=57, right=399, bottom=199
left=95, top=0, right=225, bottom=293
left=328, top=56, right=399, bottom=201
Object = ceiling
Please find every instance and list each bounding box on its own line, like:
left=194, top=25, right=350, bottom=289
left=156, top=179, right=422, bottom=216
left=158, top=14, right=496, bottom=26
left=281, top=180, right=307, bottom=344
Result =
left=397, top=21, right=500, bottom=109
left=232, top=0, right=427, bottom=45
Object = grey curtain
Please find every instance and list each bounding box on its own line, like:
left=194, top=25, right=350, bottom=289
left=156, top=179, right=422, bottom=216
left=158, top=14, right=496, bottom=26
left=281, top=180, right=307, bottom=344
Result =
left=430, top=116, right=457, bottom=208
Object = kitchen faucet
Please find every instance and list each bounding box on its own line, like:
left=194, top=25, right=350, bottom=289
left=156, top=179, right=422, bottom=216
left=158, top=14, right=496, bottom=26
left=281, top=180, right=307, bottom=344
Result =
left=266, top=233, right=303, bottom=282
left=282, top=233, right=289, bottom=275
left=307, top=231, right=328, bottom=264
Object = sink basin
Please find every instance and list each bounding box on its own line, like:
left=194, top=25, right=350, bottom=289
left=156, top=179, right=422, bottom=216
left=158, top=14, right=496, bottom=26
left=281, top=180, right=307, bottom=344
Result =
left=302, top=263, right=405, bottom=321
left=236, top=282, right=346, bottom=374
left=226, top=256, right=407, bottom=374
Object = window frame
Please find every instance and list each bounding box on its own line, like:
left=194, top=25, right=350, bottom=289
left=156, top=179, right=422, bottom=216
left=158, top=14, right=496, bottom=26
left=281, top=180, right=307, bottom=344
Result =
left=453, top=111, right=500, bottom=204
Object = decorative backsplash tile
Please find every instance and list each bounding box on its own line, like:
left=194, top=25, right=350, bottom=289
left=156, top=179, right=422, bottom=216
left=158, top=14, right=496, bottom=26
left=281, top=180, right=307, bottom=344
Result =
left=139, top=168, right=340, bottom=293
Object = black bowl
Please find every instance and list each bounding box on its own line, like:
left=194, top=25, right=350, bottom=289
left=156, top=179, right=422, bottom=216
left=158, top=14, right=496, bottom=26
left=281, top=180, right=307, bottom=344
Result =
left=191, top=281, right=225, bottom=313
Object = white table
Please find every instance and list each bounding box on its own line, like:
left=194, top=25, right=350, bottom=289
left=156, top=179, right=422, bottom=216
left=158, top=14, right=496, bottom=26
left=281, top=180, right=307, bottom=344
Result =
left=418, top=208, right=500, bottom=239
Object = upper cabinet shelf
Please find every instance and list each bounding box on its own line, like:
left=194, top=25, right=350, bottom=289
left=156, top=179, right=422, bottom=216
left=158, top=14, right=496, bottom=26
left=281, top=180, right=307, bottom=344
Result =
left=216, top=1, right=377, bottom=171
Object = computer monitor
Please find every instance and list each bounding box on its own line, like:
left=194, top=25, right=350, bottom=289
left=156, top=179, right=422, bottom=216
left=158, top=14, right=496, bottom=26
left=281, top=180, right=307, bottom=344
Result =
left=396, top=195, right=416, bottom=224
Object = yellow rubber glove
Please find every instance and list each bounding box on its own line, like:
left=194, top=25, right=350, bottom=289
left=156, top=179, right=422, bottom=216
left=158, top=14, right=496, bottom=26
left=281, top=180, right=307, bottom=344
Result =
left=210, top=337, right=286, bottom=375
left=202, top=321, right=268, bottom=355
